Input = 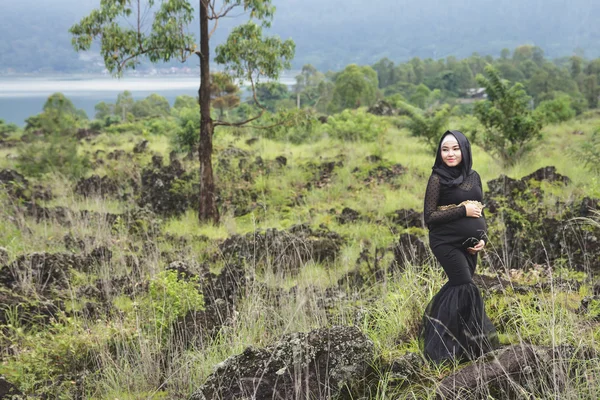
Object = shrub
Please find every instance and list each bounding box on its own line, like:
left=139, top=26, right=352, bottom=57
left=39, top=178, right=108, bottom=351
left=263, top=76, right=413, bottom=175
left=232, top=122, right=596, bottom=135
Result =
left=145, top=270, right=204, bottom=335
left=324, top=109, right=387, bottom=142
left=534, top=94, right=576, bottom=124
left=398, top=103, right=454, bottom=152
left=261, top=108, right=321, bottom=144
left=474, top=65, right=544, bottom=166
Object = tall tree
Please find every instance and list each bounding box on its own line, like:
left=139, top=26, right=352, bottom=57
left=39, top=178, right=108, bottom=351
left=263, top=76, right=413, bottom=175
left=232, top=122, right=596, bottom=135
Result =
left=70, top=0, right=295, bottom=224
left=328, top=64, right=378, bottom=112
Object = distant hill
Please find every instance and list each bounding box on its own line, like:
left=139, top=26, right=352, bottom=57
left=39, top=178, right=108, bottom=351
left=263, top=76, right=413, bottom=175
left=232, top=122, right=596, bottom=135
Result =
left=2, top=0, right=600, bottom=73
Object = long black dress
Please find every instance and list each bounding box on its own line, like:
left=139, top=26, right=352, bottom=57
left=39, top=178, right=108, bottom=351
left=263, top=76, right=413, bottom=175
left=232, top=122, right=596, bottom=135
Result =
left=421, top=170, right=499, bottom=363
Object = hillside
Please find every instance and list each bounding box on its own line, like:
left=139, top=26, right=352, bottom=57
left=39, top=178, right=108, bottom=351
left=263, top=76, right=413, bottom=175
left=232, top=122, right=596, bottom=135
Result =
left=0, top=101, right=599, bottom=397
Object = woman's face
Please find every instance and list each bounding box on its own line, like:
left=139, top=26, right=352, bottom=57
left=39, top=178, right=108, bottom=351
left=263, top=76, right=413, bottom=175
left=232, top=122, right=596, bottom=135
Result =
left=441, top=139, right=462, bottom=167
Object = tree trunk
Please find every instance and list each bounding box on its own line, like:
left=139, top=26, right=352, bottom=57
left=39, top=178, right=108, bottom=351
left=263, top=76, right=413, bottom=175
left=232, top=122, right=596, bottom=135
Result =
left=198, top=0, right=219, bottom=224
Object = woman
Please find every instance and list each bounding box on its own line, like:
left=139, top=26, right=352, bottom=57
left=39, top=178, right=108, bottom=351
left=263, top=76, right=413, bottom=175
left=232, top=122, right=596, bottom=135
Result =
left=421, top=130, right=499, bottom=363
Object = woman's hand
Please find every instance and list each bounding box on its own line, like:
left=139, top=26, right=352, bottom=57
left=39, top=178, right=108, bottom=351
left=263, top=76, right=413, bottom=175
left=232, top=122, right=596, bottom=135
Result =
left=467, top=240, right=485, bottom=255
left=465, top=203, right=483, bottom=218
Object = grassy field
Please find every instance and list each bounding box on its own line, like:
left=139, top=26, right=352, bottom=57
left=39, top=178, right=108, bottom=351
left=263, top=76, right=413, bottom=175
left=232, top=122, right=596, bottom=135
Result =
left=0, top=112, right=599, bottom=398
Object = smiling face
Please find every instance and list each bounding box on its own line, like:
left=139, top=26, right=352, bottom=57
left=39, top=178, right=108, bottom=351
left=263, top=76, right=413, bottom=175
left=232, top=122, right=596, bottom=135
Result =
left=440, top=138, right=462, bottom=167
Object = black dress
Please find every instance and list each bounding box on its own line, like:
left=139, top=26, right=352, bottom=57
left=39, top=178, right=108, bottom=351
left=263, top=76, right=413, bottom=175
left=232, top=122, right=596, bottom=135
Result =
left=421, top=170, right=499, bottom=363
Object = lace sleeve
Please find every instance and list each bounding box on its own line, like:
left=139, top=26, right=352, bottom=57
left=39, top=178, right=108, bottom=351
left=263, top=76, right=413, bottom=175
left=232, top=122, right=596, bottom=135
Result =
left=423, top=174, right=466, bottom=227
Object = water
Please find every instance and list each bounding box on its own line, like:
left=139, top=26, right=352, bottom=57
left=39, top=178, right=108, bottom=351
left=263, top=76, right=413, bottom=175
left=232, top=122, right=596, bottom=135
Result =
left=0, top=74, right=297, bottom=126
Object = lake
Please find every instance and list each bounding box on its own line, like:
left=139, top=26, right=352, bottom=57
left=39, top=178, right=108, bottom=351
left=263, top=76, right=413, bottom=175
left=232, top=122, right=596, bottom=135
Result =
left=0, top=74, right=297, bottom=126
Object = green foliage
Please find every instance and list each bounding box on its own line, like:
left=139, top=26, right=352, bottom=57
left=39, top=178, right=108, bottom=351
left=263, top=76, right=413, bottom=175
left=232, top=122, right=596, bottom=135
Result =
left=324, top=109, right=387, bottom=142
left=254, top=82, right=290, bottom=112
left=145, top=270, right=204, bottom=334
left=70, top=0, right=196, bottom=74
left=25, top=92, right=87, bottom=135
left=398, top=103, right=454, bottom=152
left=328, top=64, right=379, bottom=112
left=17, top=133, right=91, bottom=179
left=474, top=65, right=544, bottom=165
left=534, top=93, right=576, bottom=124
left=173, top=95, right=198, bottom=110
left=294, top=64, right=329, bottom=109
left=215, top=21, right=295, bottom=84
left=94, top=101, right=115, bottom=120
left=114, top=91, right=135, bottom=121
left=0, top=316, right=111, bottom=397
left=171, top=106, right=200, bottom=154
left=0, top=119, right=20, bottom=137
left=131, top=93, right=171, bottom=118
left=17, top=93, right=90, bottom=178
left=261, top=108, right=320, bottom=143
left=571, top=129, right=600, bottom=174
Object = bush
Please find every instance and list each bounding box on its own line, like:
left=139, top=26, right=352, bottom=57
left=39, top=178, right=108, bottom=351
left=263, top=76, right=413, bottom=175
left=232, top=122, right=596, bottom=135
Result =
left=398, top=103, right=454, bottom=152
left=171, top=107, right=200, bottom=155
left=571, top=129, right=600, bottom=174
left=145, top=270, right=204, bottom=335
left=17, top=133, right=90, bottom=178
left=324, top=109, right=387, bottom=142
left=534, top=94, right=576, bottom=124
left=261, top=108, right=321, bottom=144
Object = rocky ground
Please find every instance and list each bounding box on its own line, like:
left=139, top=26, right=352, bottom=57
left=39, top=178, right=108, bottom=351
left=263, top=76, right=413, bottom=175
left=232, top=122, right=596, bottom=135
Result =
left=0, top=120, right=599, bottom=399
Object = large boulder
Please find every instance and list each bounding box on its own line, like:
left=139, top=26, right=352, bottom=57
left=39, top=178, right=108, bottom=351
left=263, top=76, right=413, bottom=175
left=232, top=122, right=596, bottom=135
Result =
left=437, top=344, right=594, bottom=399
left=190, top=326, right=374, bottom=400
left=75, top=175, right=121, bottom=198
left=219, top=225, right=344, bottom=274
left=138, top=161, right=197, bottom=217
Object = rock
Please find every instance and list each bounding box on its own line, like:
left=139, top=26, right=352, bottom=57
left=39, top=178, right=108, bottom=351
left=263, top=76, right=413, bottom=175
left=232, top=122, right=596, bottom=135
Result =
left=89, top=246, right=112, bottom=265
left=76, top=128, right=100, bottom=141
left=389, top=209, right=423, bottom=228
left=245, top=137, right=259, bottom=145
left=0, top=290, right=62, bottom=327
left=436, top=344, right=592, bottom=399
left=579, top=197, right=600, bottom=217
left=337, top=207, right=361, bottom=224
left=0, top=169, right=29, bottom=199
left=64, top=233, right=86, bottom=252
left=138, top=162, right=197, bottom=217
left=0, top=252, right=81, bottom=294
left=522, top=166, right=570, bottom=185
left=275, top=155, right=287, bottom=167
left=305, top=160, right=342, bottom=189
left=388, top=352, right=425, bottom=383
left=367, top=99, right=397, bottom=116
left=392, top=233, right=429, bottom=270
left=190, top=326, right=374, bottom=400
left=171, top=299, right=231, bottom=348
left=0, top=247, right=8, bottom=266
left=362, top=164, right=406, bottom=185
left=366, top=154, right=382, bottom=163
left=0, top=376, right=22, bottom=398
left=107, top=149, right=127, bottom=160
left=219, top=225, right=344, bottom=274
left=221, top=146, right=250, bottom=158
left=133, top=139, right=149, bottom=153
left=75, top=175, right=120, bottom=198
left=151, top=154, right=163, bottom=169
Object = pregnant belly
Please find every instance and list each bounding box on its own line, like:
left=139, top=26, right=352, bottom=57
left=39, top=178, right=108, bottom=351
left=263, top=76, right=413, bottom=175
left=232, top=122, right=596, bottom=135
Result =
left=432, top=217, right=487, bottom=245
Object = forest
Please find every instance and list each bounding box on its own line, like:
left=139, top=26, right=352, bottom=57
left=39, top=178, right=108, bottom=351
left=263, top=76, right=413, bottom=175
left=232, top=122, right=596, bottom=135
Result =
left=0, top=1, right=600, bottom=399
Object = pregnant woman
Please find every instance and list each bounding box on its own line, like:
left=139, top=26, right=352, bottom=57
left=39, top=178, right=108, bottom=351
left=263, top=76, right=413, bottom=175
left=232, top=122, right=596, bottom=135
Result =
left=421, top=130, right=499, bottom=363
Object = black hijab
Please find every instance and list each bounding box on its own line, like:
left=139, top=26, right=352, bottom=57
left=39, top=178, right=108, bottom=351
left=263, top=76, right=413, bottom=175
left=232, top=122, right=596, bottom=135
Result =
left=432, top=130, right=473, bottom=187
